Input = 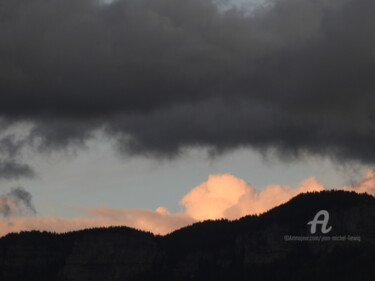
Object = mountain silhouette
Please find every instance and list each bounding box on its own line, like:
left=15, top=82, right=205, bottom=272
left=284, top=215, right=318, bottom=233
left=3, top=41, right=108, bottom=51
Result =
left=0, top=190, right=374, bottom=281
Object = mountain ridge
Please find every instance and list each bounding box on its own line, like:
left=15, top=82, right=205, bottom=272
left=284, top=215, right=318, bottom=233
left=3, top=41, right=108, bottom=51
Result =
left=1, top=190, right=374, bottom=281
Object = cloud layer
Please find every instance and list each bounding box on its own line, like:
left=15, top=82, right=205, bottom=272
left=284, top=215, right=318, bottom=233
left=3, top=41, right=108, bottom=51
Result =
left=1, top=170, right=374, bottom=236
left=0, top=0, right=375, bottom=163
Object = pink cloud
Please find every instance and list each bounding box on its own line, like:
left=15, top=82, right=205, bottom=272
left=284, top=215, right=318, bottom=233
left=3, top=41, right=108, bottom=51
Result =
left=181, top=174, right=252, bottom=220
left=181, top=174, right=325, bottom=220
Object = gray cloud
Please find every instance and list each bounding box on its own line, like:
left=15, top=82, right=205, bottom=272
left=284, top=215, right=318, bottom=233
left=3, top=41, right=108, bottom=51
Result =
left=0, top=0, right=375, bottom=162
left=0, top=160, right=35, bottom=180
left=0, top=133, right=35, bottom=180
left=0, top=187, right=36, bottom=217
left=0, top=135, right=25, bottom=158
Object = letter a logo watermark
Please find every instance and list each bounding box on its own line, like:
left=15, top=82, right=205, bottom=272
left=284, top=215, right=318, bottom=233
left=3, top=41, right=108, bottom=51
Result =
left=307, top=210, right=332, bottom=234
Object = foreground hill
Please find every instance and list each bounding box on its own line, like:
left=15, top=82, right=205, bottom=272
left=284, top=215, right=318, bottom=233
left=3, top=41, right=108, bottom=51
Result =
left=0, top=190, right=374, bottom=281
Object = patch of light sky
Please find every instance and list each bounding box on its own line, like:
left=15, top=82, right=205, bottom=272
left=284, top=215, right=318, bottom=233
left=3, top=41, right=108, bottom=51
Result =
left=3, top=130, right=370, bottom=218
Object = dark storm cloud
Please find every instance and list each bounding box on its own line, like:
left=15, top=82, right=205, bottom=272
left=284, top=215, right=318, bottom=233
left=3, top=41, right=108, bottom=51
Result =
left=0, top=187, right=36, bottom=217
left=1, top=0, right=375, bottom=162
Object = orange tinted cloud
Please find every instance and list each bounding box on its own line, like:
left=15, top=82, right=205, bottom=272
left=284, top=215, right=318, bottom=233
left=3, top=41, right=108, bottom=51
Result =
left=181, top=174, right=325, bottom=220
left=181, top=174, right=252, bottom=220
left=1, top=170, right=375, bottom=236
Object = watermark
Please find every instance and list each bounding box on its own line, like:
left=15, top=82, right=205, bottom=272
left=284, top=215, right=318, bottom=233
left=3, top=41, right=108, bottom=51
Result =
left=284, top=210, right=361, bottom=242
left=307, top=210, right=332, bottom=234
left=284, top=234, right=361, bottom=242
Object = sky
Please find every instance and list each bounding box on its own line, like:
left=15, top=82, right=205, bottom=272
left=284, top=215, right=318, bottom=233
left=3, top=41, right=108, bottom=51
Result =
left=1, top=0, right=375, bottom=236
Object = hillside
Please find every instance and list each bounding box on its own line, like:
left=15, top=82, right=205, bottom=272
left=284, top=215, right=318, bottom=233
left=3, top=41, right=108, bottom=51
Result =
left=0, top=190, right=374, bottom=281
